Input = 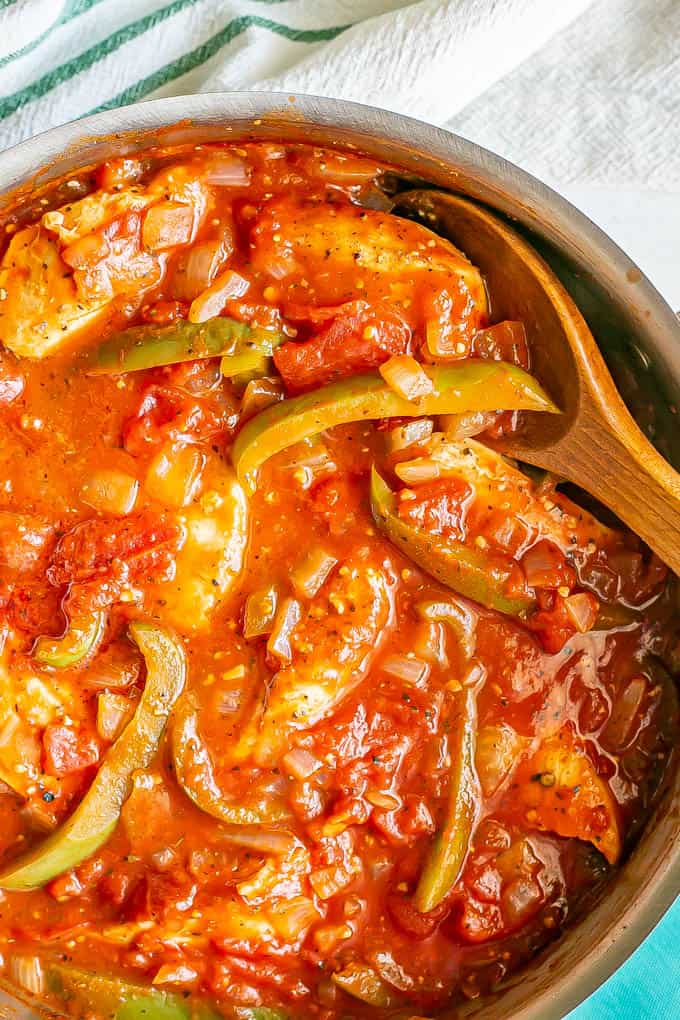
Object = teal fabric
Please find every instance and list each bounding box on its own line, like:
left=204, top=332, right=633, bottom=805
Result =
left=568, top=899, right=680, bottom=1019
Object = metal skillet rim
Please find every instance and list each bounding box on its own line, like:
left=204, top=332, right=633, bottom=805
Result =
left=0, top=91, right=677, bottom=1020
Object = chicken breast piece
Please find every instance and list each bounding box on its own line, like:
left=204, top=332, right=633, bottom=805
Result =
left=0, top=225, right=109, bottom=358
left=233, top=558, right=396, bottom=767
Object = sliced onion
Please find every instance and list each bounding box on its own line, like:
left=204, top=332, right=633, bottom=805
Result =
left=243, top=585, right=279, bottom=640
left=9, top=956, right=44, bottom=996
left=291, top=547, right=338, bottom=599
left=413, top=620, right=448, bottom=667
left=203, top=153, right=251, bottom=187
left=394, top=457, right=441, bottom=485
left=266, top=597, right=302, bottom=664
left=282, top=747, right=323, bottom=780
left=171, top=238, right=231, bottom=301
left=365, top=789, right=401, bottom=810
left=602, top=675, right=647, bottom=751
left=273, top=895, right=320, bottom=939
left=379, top=354, right=434, bottom=401
left=380, top=654, right=429, bottom=687
left=386, top=418, right=433, bottom=453
left=81, top=468, right=139, bottom=516
left=188, top=268, right=250, bottom=323
left=219, top=826, right=297, bottom=856
left=142, top=201, right=195, bottom=251
left=152, top=963, right=199, bottom=986
left=97, top=691, right=134, bottom=742
left=440, top=410, right=498, bottom=439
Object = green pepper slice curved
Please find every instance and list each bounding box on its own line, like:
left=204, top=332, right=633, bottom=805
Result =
left=172, top=693, right=290, bottom=826
left=0, top=622, right=185, bottom=890
left=370, top=468, right=534, bottom=616
left=232, top=361, right=558, bottom=493
left=33, top=611, right=106, bottom=669
left=415, top=686, right=478, bottom=913
left=86, top=316, right=285, bottom=375
left=331, top=962, right=399, bottom=1008
left=44, top=962, right=288, bottom=1020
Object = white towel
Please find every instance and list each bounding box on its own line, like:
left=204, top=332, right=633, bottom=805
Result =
left=0, top=0, right=678, bottom=191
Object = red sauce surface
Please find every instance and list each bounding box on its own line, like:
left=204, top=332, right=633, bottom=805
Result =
left=0, top=143, right=676, bottom=1020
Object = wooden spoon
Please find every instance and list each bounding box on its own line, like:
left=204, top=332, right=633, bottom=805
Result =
left=396, top=190, right=680, bottom=574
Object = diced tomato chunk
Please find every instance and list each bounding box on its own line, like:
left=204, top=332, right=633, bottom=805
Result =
left=43, top=724, right=100, bottom=777
left=387, top=890, right=449, bottom=939
left=122, top=384, right=236, bottom=456
left=396, top=477, right=472, bottom=540
left=274, top=300, right=410, bottom=393
left=472, top=320, right=530, bottom=369
left=48, top=512, right=181, bottom=587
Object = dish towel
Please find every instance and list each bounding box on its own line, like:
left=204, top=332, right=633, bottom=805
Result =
left=0, top=0, right=679, bottom=190
left=0, top=1, right=677, bottom=1018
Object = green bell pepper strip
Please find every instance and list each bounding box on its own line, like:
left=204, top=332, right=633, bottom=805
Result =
left=171, top=693, right=290, bottom=826
left=414, top=686, right=478, bottom=913
left=45, top=962, right=288, bottom=1020
left=0, top=622, right=186, bottom=890
left=370, top=468, right=534, bottom=616
left=86, top=317, right=286, bottom=375
left=33, top=611, right=106, bottom=669
left=232, top=361, right=558, bottom=493
left=331, top=963, right=399, bottom=1008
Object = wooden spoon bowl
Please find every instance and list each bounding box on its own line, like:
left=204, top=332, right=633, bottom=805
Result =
left=396, top=190, right=680, bottom=574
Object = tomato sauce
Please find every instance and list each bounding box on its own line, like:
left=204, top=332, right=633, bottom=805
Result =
left=0, top=142, right=677, bottom=1020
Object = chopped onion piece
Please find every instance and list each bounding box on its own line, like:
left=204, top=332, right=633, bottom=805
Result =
left=243, top=585, right=279, bottom=640
left=602, top=675, right=647, bottom=751
left=563, top=592, right=599, bottom=633
left=9, top=956, right=44, bottom=996
left=266, top=597, right=302, bottom=664
left=394, top=457, right=441, bottom=485
left=171, top=238, right=231, bottom=301
left=274, top=895, right=320, bottom=939
left=282, top=747, right=323, bottom=780
left=440, top=410, right=498, bottom=439
left=188, top=268, right=250, bottom=323
left=142, top=201, right=195, bottom=251
left=386, top=418, right=433, bottom=453
left=381, top=654, right=430, bottom=687
left=81, top=469, right=139, bottom=516
left=203, top=153, right=251, bottom=187
left=96, top=691, right=134, bottom=742
left=145, top=442, right=205, bottom=508
left=240, top=376, right=284, bottom=419
left=310, top=864, right=355, bottom=900
left=291, top=547, right=337, bottom=599
left=379, top=354, right=434, bottom=401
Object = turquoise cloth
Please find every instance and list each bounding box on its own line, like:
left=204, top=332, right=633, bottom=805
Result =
left=568, top=899, right=679, bottom=1019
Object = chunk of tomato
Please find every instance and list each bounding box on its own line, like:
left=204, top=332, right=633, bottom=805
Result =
left=274, top=300, right=411, bottom=393
left=43, top=724, right=100, bottom=777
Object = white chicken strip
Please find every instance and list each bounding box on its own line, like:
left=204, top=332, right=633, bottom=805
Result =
left=233, top=559, right=396, bottom=767
left=0, top=226, right=110, bottom=358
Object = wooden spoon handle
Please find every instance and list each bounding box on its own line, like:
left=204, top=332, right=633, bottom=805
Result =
left=550, top=424, right=680, bottom=575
